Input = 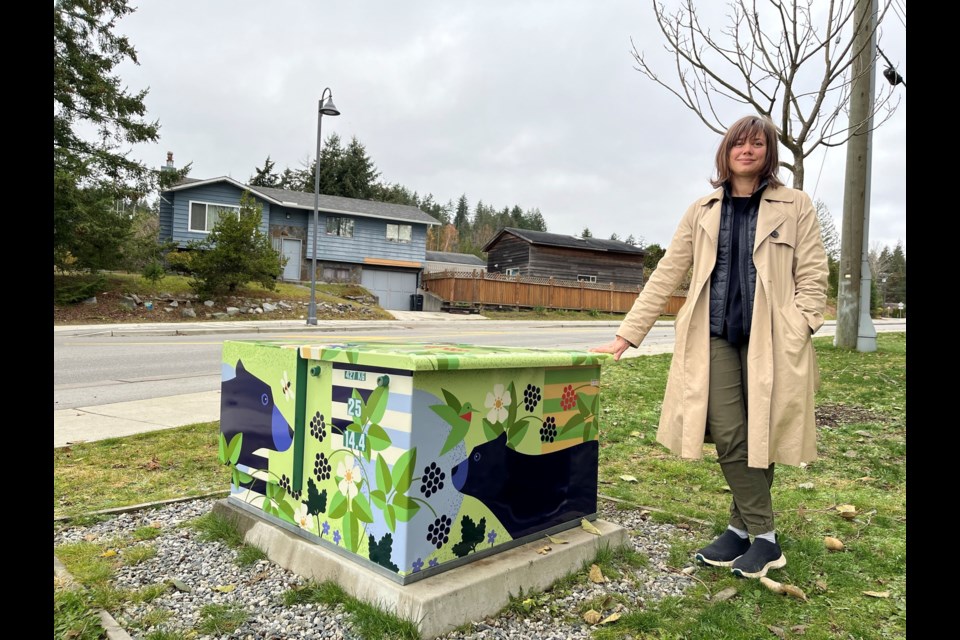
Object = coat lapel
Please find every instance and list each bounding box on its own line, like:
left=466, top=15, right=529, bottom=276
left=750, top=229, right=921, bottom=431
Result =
left=754, top=186, right=793, bottom=253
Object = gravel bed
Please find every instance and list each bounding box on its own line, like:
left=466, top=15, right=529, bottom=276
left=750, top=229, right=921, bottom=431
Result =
left=54, top=498, right=701, bottom=639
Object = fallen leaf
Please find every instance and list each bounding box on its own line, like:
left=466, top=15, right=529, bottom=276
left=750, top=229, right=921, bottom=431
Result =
left=599, top=595, right=613, bottom=610
left=782, top=584, right=808, bottom=601
left=589, top=564, right=607, bottom=583
left=791, top=624, right=807, bottom=635
left=824, top=536, right=844, bottom=551
left=639, top=509, right=650, bottom=517
left=619, top=474, right=638, bottom=483
left=760, top=577, right=785, bottom=595
left=600, top=612, right=621, bottom=625
left=797, top=482, right=815, bottom=490
left=630, top=431, right=641, bottom=437
left=150, top=521, right=164, bottom=529
left=843, top=450, right=858, bottom=458
left=83, top=534, right=96, bottom=542
left=863, top=591, right=891, bottom=598
left=767, top=625, right=786, bottom=639
left=170, top=579, right=192, bottom=593
left=100, top=549, right=118, bottom=558
left=583, top=609, right=602, bottom=625
left=213, top=584, right=236, bottom=593
left=681, top=566, right=697, bottom=575
left=144, top=456, right=162, bottom=470
left=815, top=580, right=828, bottom=591
left=690, top=485, right=701, bottom=492
left=854, top=430, right=873, bottom=438
left=857, top=476, right=876, bottom=482
left=712, top=586, right=738, bottom=602
left=581, top=519, right=602, bottom=535
left=545, top=534, right=568, bottom=545
left=536, top=545, right=552, bottom=555
left=836, top=504, right=858, bottom=519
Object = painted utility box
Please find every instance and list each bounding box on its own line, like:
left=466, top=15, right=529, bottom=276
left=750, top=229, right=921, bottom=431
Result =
left=219, top=340, right=609, bottom=584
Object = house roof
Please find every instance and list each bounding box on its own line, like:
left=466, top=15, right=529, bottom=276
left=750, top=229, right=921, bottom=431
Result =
left=425, top=251, right=487, bottom=266
left=482, top=227, right=647, bottom=255
left=164, top=176, right=440, bottom=225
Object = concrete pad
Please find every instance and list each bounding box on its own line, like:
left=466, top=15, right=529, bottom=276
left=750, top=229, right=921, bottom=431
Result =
left=213, top=499, right=628, bottom=639
left=54, top=391, right=221, bottom=447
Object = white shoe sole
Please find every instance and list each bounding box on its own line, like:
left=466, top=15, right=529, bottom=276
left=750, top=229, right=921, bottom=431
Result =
left=732, top=554, right=787, bottom=578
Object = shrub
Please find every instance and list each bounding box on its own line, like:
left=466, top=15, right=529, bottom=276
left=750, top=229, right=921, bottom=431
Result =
left=141, top=260, right=166, bottom=284
left=54, top=275, right=106, bottom=305
left=187, top=192, right=286, bottom=297
left=164, top=250, right=194, bottom=275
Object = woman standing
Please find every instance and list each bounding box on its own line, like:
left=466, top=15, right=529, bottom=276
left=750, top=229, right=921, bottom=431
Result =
left=591, top=115, right=828, bottom=579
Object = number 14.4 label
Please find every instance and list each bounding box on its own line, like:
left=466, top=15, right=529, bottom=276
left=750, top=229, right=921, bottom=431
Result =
left=343, top=430, right=366, bottom=452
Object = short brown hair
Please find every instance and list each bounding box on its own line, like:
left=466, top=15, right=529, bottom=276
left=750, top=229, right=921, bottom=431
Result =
left=710, top=115, right=783, bottom=189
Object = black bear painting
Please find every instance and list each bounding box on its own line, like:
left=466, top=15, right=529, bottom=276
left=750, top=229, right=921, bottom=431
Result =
left=221, top=359, right=294, bottom=494
left=450, top=431, right=598, bottom=540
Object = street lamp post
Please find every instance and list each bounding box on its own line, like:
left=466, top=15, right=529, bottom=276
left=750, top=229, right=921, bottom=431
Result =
left=307, top=88, right=341, bottom=326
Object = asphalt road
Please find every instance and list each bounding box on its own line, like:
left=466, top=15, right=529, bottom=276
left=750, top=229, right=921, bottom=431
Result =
left=53, top=318, right=905, bottom=410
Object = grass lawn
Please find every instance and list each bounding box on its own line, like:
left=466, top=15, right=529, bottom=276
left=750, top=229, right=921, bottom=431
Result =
left=54, top=333, right=906, bottom=639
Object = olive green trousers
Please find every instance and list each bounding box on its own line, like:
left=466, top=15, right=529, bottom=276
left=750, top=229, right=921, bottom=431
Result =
left=707, top=337, right=775, bottom=535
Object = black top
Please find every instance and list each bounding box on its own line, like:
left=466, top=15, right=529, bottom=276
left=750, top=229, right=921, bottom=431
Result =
left=721, top=196, right=751, bottom=345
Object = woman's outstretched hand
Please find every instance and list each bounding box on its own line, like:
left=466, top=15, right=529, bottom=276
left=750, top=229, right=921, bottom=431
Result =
left=589, top=336, right=631, bottom=361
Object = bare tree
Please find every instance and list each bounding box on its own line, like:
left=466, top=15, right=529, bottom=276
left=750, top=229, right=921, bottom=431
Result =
left=632, top=0, right=901, bottom=189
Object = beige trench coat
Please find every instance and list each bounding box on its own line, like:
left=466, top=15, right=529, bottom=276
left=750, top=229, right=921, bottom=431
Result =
left=617, top=185, right=829, bottom=468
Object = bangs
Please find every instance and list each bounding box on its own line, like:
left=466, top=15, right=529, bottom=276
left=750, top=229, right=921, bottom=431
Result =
left=726, top=117, right=768, bottom=146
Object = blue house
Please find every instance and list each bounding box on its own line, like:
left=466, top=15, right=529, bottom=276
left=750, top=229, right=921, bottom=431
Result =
left=158, top=176, right=441, bottom=309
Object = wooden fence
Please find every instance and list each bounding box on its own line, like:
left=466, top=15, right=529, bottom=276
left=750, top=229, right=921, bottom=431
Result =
left=421, top=270, right=686, bottom=315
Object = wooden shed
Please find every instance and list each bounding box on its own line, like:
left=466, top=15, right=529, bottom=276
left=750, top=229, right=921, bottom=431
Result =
left=482, top=228, right=647, bottom=288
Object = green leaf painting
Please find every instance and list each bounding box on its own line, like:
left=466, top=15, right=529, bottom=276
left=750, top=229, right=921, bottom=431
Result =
left=343, top=512, right=360, bottom=552
left=365, top=384, right=389, bottom=425
left=392, top=494, right=420, bottom=522
left=392, top=449, right=417, bottom=495
left=370, top=489, right=387, bottom=511
left=352, top=493, right=374, bottom=523
left=507, top=418, right=530, bottom=449
left=384, top=504, right=397, bottom=532
left=375, top=455, right=392, bottom=495
left=367, top=423, right=391, bottom=452
left=328, top=491, right=348, bottom=519
left=482, top=417, right=504, bottom=441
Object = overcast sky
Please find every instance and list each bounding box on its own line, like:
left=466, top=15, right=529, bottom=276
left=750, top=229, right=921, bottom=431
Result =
left=113, top=0, right=906, bottom=251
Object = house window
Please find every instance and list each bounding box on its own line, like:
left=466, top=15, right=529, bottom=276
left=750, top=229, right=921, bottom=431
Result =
left=189, top=201, right=240, bottom=232
left=577, top=274, right=597, bottom=283
left=386, top=223, right=412, bottom=243
left=504, top=268, right=520, bottom=276
left=326, top=217, right=354, bottom=238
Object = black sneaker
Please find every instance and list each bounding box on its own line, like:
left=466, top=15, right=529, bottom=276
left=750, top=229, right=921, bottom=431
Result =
left=694, top=530, right=751, bottom=567
left=731, top=537, right=787, bottom=578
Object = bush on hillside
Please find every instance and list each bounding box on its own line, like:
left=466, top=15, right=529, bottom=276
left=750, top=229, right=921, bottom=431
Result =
left=186, top=192, right=286, bottom=297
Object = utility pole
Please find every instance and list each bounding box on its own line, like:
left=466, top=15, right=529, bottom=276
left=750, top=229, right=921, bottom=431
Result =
left=835, top=0, right=878, bottom=351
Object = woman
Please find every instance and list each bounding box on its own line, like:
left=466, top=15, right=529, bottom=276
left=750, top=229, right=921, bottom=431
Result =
left=591, top=115, right=828, bottom=579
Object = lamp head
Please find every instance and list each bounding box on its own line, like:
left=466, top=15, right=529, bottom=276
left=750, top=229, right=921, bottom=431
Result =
left=320, top=96, right=340, bottom=116
left=883, top=66, right=904, bottom=87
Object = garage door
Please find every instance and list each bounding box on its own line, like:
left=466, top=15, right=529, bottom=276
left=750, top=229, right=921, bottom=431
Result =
left=361, top=269, right=418, bottom=310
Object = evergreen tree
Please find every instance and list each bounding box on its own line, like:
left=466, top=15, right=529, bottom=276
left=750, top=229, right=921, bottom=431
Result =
left=642, top=243, right=666, bottom=271
left=249, top=155, right=281, bottom=187
left=624, top=234, right=638, bottom=246
left=523, top=208, right=547, bottom=231
left=187, top=192, right=285, bottom=296
left=609, top=232, right=621, bottom=242
left=54, top=0, right=170, bottom=271
left=581, top=227, right=593, bottom=238
left=816, top=200, right=841, bottom=298
left=454, top=195, right=470, bottom=233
